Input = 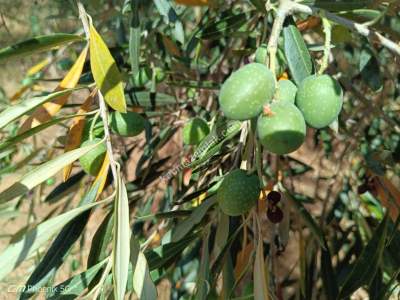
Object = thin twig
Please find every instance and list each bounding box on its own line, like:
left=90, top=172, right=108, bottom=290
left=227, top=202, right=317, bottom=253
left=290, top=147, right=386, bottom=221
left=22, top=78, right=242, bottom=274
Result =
left=318, top=16, right=332, bottom=75
left=289, top=2, right=400, bottom=57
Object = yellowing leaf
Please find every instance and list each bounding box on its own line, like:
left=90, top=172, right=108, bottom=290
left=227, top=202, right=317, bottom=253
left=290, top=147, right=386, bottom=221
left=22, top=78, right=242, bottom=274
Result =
left=93, top=153, right=110, bottom=199
left=19, top=46, right=89, bottom=134
left=89, top=24, right=126, bottom=113
left=27, top=58, right=51, bottom=76
left=63, top=91, right=96, bottom=181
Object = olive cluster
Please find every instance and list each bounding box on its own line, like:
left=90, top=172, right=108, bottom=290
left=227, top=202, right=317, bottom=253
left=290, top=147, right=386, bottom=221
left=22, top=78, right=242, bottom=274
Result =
left=219, top=62, right=343, bottom=155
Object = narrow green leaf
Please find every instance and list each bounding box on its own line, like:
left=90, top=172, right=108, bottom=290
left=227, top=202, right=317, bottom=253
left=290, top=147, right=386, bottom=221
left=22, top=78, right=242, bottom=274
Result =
left=20, top=183, right=100, bottom=299
left=145, top=234, right=199, bottom=270
left=0, top=141, right=102, bottom=204
left=0, top=34, right=83, bottom=62
left=339, top=214, right=389, bottom=298
left=0, top=89, right=76, bottom=130
left=112, top=177, right=131, bottom=300
left=44, top=171, right=85, bottom=204
left=131, top=237, right=157, bottom=300
left=46, top=259, right=108, bottom=299
left=212, top=212, right=230, bottom=258
left=195, top=231, right=211, bottom=300
left=0, top=113, right=91, bottom=154
left=320, top=248, right=339, bottom=300
left=88, top=211, right=114, bottom=268
left=281, top=186, right=326, bottom=250
left=0, top=199, right=104, bottom=280
left=302, top=0, right=372, bottom=11
left=153, top=0, right=184, bottom=44
left=254, top=218, right=269, bottom=300
left=283, top=19, right=313, bottom=85
left=172, top=197, right=216, bottom=242
left=129, top=0, right=141, bottom=77
left=199, top=13, right=248, bottom=40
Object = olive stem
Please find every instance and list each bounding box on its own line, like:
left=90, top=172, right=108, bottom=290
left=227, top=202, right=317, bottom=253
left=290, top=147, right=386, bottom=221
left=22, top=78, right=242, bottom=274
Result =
left=267, top=0, right=291, bottom=79
left=98, top=91, right=120, bottom=185
left=318, top=16, right=332, bottom=75
left=88, top=110, right=100, bottom=140
left=288, top=2, right=400, bottom=57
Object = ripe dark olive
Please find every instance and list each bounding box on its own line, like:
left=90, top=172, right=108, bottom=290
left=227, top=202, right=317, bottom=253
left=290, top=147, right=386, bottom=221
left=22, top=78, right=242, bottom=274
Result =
left=79, top=138, right=107, bottom=176
left=217, top=169, right=260, bottom=216
left=267, top=207, right=283, bottom=223
left=219, top=63, right=275, bottom=120
left=267, top=191, right=281, bottom=204
left=296, top=74, right=343, bottom=129
left=257, top=101, right=306, bottom=155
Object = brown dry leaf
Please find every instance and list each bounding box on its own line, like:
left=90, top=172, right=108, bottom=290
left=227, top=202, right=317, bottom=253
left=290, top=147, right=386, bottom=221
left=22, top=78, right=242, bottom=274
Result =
left=18, top=46, right=89, bottom=134
left=183, top=167, right=192, bottom=186
left=296, top=16, right=321, bottom=32
left=373, top=177, right=399, bottom=221
left=162, top=35, right=182, bottom=58
left=234, top=242, right=254, bottom=278
left=63, top=90, right=96, bottom=181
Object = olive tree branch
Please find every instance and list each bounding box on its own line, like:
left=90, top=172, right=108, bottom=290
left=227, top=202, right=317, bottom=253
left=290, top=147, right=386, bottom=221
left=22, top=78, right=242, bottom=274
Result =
left=77, top=1, right=120, bottom=186
left=289, top=2, right=400, bottom=57
left=318, top=16, right=332, bottom=75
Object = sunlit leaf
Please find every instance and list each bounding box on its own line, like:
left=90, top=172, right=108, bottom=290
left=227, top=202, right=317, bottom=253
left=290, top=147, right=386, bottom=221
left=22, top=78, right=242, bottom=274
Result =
left=89, top=24, right=127, bottom=112
left=19, top=46, right=89, bottom=133
left=131, top=237, right=157, bottom=300
left=0, top=88, right=77, bottom=130
left=0, top=140, right=102, bottom=204
left=0, top=198, right=106, bottom=280
left=112, top=176, right=131, bottom=299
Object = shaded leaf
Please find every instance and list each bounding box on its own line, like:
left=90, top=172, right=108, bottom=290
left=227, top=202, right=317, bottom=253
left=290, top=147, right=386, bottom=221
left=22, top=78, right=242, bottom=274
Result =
left=0, top=198, right=105, bottom=280
left=172, top=196, right=216, bottom=242
left=46, top=259, right=107, bottom=299
left=283, top=19, right=313, bottom=85
left=0, top=34, right=83, bottom=62
left=281, top=186, right=326, bottom=250
left=112, top=176, right=131, bottom=300
left=20, top=182, right=101, bottom=299
left=339, top=214, right=389, bottom=298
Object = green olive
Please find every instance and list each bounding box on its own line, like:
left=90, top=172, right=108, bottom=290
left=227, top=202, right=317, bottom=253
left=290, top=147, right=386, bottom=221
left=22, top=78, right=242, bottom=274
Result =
left=219, top=63, right=275, bottom=120
left=257, top=101, right=306, bottom=154
left=296, top=74, right=343, bottom=129
left=217, top=169, right=260, bottom=216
